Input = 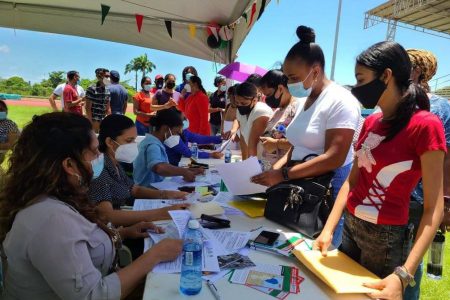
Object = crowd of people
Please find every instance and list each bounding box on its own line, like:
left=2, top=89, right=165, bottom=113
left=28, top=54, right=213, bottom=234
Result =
left=0, top=24, right=449, bottom=300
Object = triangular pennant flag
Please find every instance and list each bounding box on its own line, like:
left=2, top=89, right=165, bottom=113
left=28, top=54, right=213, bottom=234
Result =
left=188, top=24, right=196, bottom=38
left=165, top=20, right=173, bottom=38
left=209, top=26, right=219, bottom=41
left=248, top=2, right=257, bottom=27
left=135, top=14, right=144, bottom=33
left=257, top=0, right=267, bottom=20
left=101, top=4, right=110, bottom=25
left=242, top=12, right=248, bottom=23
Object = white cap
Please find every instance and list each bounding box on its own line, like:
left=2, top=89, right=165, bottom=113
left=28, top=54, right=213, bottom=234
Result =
left=188, top=220, right=200, bottom=229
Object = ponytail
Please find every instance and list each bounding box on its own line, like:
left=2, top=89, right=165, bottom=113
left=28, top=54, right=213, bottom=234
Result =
left=384, top=82, right=429, bottom=142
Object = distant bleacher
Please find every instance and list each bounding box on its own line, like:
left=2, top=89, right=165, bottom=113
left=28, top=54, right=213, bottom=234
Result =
left=435, top=86, right=450, bottom=100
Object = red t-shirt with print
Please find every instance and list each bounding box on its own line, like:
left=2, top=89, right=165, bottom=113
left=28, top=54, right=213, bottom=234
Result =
left=347, top=111, right=446, bottom=225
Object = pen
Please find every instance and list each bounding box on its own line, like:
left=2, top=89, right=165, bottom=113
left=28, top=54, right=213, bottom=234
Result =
left=248, top=242, right=282, bottom=256
left=206, top=280, right=221, bottom=300
left=250, top=226, right=263, bottom=232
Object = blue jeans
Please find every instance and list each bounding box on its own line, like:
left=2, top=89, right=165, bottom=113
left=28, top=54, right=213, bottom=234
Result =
left=135, top=120, right=149, bottom=136
left=331, top=162, right=352, bottom=248
left=404, top=261, right=422, bottom=300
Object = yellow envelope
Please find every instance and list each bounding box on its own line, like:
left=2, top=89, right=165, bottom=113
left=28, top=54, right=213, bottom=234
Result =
left=228, top=200, right=266, bottom=218
left=189, top=201, right=224, bottom=219
left=293, top=249, right=380, bottom=294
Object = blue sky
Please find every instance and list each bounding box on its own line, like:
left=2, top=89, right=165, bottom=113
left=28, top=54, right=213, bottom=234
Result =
left=0, top=0, right=449, bottom=92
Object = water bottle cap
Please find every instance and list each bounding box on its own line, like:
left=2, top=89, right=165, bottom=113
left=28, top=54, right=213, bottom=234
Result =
left=188, top=219, right=200, bottom=229
left=434, top=231, right=445, bottom=243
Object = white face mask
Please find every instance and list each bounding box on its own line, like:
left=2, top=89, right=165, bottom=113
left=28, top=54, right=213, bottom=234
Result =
left=103, top=77, right=111, bottom=86
left=184, top=83, right=191, bottom=93
left=113, top=141, right=139, bottom=163
left=163, top=128, right=181, bottom=148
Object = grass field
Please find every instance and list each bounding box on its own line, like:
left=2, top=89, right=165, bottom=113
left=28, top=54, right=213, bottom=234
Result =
left=4, top=105, right=450, bottom=299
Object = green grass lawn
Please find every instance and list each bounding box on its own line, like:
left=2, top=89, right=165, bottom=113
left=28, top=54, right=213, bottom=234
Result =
left=4, top=106, right=450, bottom=299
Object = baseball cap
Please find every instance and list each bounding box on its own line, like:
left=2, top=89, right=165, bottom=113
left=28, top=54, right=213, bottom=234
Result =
left=155, top=74, right=163, bottom=80
left=110, top=70, right=120, bottom=81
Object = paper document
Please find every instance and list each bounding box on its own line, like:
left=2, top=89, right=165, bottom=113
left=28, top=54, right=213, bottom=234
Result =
left=150, top=210, right=220, bottom=273
left=292, top=249, right=380, bottom=293
left=212, top=192, right=235, bottom=207
left=208, top=230, right=251, bottom=253
left=215, top=157, right=267, bottom=195
left=217, top=138, right=232, bottom=153
left=229, top=200, right=266, bottom=218
left=132, top=199, right=192, bottom=211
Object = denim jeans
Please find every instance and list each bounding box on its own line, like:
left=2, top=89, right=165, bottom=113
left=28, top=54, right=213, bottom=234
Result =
left=330, top=163, right=352, bottom=248
left=404, top=199, right=425, bottom=300
left=340, top=211, right=411, bottom=278
left=210, top=123, right=221, bottom=136
left=135, top=120, right=149, bottom=136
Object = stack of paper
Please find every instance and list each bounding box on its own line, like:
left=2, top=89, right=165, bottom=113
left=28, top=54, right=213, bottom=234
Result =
left=292, top=249, right=380, bottom=294
left=228, top=264, right=304, bottom=299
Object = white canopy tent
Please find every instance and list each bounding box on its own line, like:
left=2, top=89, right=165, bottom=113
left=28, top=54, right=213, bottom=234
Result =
left=0, top=0, right=271, bottom=64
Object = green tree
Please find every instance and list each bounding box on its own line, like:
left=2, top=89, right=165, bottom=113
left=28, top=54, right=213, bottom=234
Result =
left=125, top=54, right=156, bottom=91
left=41, top=71, right=65, bottom=88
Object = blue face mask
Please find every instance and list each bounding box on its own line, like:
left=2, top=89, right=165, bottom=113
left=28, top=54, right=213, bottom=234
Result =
left=287, top=69, right=314, bottom=98
left=0, top=111, right=6, bottom=120
left=90, top=153, right=105, bottom=179
left=77, top=80, right=81, bottom=86
left=185, top=73, right=194, bottom=81
left=183, top=119, right=189, bottom=130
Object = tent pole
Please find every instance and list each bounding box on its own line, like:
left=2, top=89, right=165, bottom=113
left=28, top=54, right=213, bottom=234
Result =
left=330, top=0, right=343, bottom=81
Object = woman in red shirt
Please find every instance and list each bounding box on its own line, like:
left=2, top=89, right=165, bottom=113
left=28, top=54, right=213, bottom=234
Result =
left=133, top=76, right=154, bottom=135
left=178, top=76, right=211, bottom=136
left=314, top=41, right=446, bottom=299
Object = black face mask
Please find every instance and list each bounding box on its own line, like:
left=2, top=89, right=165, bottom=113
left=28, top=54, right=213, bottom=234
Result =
left=351, top=78, right=386, bottom=109
left=265, top=90, right=283, bottom=109
left=237, top=103, right=254, bottom=116
left=166, top=81, right=175, bottom=89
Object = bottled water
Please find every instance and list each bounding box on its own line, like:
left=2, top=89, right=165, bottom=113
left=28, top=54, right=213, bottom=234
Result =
left=224, top=146, right=232, bottom=163
left=180, top=220, right=203, bottom=295
left=191, top=143, right=199, bottom=160
left=427, top=230, right=445, bottom=280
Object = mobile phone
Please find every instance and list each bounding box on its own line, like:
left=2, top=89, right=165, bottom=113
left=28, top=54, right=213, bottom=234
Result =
left=254, top=230, right=280, bottom=246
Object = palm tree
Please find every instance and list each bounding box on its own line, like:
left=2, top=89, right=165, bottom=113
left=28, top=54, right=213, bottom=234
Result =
left=124, top=54, right=157, bottom=91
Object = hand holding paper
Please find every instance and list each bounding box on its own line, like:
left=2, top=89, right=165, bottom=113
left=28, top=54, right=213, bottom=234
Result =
left=216, top=157, right=267, bottom=195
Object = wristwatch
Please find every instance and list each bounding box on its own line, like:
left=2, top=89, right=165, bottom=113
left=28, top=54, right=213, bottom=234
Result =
left=281, top=167, right=290, bottom=181
left=394, top=266, right=416, bottom=288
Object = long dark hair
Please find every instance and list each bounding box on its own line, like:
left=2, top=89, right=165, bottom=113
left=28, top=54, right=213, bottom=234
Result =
left=356, top=41, right=430, bottom=141
left=189, top=75, right=207, bottom=94
left=0, top=113, right=106, bottom=241
left=285, top=26, right=325, bottom=69
left=98, top=114, right=135, bottom=153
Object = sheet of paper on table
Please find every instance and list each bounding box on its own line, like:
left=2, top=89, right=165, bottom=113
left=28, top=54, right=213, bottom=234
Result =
left=292, top=249, right=380, bottom=294
left=202, top=229, right=251, bottom=254
left=215, top=157, right=267, bottom=195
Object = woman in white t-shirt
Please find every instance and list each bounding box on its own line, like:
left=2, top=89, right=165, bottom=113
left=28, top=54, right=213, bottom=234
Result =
left=252, top=25, right=360, bottom=246
left=234, top=82, right=273, bottom=160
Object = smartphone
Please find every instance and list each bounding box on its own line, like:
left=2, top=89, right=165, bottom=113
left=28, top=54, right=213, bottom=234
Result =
left=254, top=230, right=280, bottom=246
left=178, top=186, right=196, bottom=193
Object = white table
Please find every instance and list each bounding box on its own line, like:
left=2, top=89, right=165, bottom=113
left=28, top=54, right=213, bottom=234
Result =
left=141, top=156, right=370, bottom=300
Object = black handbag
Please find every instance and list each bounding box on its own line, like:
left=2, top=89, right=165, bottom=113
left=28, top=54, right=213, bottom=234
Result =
left=264, top=155, right=335, bottom=239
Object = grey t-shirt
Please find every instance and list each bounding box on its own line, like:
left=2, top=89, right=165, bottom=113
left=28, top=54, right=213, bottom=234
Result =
left=2, top=197, right=121, bottom=300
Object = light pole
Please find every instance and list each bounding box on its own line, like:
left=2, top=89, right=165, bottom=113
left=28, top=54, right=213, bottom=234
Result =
left=330, top=0, right=343, bottom=81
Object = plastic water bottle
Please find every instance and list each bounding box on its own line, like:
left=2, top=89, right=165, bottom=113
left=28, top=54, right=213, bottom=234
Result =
left=224, top=146, right=232, bottom=163
left=191, top=143, right=199, bottom=160
left=427, top=230, right=445, bottom=279
left=180, top=220, right=203, bottom=295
